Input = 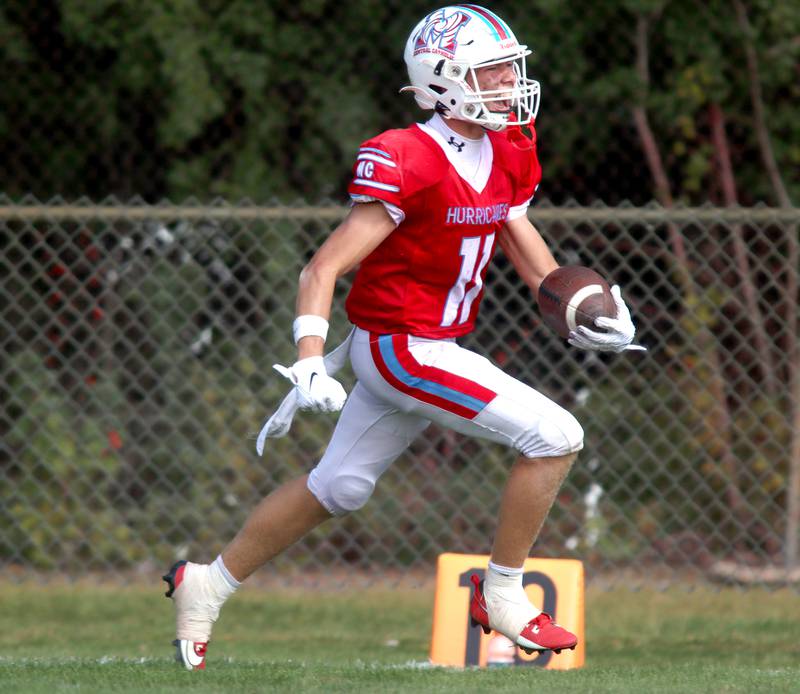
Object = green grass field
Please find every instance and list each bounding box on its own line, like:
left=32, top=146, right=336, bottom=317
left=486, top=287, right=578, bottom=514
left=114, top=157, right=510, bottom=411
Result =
left=1, top=581, right=799, bottom=693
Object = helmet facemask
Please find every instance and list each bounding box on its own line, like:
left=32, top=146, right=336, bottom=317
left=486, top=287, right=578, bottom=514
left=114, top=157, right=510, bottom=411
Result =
left=457, top=53, right=540, bottom=131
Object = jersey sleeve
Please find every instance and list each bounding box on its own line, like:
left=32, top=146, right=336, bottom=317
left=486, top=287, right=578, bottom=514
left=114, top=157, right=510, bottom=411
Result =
left=347, top=137, right=405, bottom=209
left=349, top=194, right=406, bottom=226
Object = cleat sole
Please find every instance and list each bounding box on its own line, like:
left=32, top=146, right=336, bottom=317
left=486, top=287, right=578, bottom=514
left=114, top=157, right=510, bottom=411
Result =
left=162, top=560, right=187, bottom=598
left=520, top=644, right=576, bottom=655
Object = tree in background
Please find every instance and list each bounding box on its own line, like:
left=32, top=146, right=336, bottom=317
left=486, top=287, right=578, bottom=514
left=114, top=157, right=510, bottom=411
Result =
left=0, top=0, right=797, bottom=204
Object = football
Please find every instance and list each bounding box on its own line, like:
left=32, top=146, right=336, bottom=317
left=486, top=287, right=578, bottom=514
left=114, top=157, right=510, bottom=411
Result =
left=537, top=266, right=616, bottom=339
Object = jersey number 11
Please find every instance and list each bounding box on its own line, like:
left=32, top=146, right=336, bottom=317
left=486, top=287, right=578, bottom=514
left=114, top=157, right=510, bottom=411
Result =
left=441, top=233, right=495, bottom=327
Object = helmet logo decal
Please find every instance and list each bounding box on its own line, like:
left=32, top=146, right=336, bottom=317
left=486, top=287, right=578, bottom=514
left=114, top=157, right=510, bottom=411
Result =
left=414, top=9, right=471, bottom=59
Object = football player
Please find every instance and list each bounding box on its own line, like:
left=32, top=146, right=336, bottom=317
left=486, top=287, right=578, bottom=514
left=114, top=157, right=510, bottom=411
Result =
left=163, top=4, right=641, bottom=669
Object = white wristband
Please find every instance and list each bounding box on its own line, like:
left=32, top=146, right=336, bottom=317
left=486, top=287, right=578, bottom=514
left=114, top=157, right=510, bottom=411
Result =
left=293, top=315, right=329, bottom=344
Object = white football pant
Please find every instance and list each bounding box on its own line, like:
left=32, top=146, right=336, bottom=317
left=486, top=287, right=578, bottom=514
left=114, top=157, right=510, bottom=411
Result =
left=308, top=328, right=583, bottom=515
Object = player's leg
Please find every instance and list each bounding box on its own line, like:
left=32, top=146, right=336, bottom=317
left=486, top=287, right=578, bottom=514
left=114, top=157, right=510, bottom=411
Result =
left=491, top=451, right=576, bottom=568
left=222, top=377, right=431, bottom=570
left=466, top=368, right=581, bottom=652
left=222, top=474, right=330, bottom=582
left=164, top=377, right=428, bottom=669
left=305, top=381, right=430, bottom=516
left=475, top=451, right=579, bottom=653
left=163, top=477, right=328, bottom=670
left=352, top=329, right=582, bottom=652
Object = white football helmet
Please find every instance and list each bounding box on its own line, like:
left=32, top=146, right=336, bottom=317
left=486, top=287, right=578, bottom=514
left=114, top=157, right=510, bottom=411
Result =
left=401, top=5, right=540, bottom=131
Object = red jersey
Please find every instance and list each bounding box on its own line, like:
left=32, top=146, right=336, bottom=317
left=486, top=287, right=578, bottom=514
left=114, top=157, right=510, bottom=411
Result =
left=345, top=121, right=541, bottom=339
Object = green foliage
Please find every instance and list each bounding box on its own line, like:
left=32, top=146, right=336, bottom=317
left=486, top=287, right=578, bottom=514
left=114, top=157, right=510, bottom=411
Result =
left=1, top=351, right=138, bottom=568
left=570, top=281, right=791, bottom=561
left=0, top=1, right=798, bottom=203
left=0, top=216, right=321, bottom=569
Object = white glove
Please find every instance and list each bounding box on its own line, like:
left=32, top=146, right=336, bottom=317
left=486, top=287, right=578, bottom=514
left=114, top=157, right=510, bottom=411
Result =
left=256, top=330, right=354, bottom=455
left=272, top=355, right=347, bottom=413
left=568, top=285, right=647, bottom=353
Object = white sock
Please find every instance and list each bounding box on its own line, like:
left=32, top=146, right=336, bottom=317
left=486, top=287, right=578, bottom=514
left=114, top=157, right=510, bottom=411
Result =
left=207, top=555, right=240, bottom=604
left=487, top=561, right=524, bottom=577
left=484, top=562, right=540, bottom=639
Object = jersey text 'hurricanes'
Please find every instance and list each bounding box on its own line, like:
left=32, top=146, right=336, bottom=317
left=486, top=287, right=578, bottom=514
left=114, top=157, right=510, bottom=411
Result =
left=445, top=203, right=509, bottom=226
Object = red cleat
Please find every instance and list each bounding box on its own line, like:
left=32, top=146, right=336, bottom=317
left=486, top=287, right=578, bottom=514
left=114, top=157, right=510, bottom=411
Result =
left=469, top=574, right=493, bottom=635
left=469, top=574, right=578, bottom=655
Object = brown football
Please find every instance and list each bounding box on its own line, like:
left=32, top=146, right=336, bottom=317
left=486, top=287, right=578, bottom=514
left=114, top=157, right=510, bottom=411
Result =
left=537, top=266, right=616, bottom=339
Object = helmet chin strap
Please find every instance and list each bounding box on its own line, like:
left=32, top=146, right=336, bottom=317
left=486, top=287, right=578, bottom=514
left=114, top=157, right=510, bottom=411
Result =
left=401, top=84, right=515, bottom=132
left=467, top=104, right=513, bottom=131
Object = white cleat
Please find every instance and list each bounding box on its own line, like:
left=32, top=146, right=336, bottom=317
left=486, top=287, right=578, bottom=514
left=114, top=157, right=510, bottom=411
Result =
left=163, top=560, right=219, bottom=670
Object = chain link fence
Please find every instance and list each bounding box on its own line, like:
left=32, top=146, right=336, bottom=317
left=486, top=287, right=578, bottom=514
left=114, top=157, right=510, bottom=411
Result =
left=2, top=199, right=799, bottom=589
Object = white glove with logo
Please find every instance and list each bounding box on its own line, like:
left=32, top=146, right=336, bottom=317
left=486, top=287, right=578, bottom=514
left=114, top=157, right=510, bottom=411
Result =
left=272, top=355, right=347, bottom=413
left=568, top=285, right=647, bottom=353
left=256, top=330, right=354, bottom=454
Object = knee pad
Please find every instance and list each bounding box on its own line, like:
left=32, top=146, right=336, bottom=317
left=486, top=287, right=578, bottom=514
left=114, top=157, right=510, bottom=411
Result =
left=518, top=410, right=584, bottom=459
left=544, top=411, right=584, bottom=455
left=317, top=472, right=376, bottom=516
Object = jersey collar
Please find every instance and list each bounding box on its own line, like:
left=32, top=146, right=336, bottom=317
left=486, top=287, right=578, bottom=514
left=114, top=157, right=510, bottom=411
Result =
left=417, top=115, right=493, bottom=194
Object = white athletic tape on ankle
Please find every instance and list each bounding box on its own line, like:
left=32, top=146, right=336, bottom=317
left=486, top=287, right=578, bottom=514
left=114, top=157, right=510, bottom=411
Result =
left=293, top=315, right=329, bottom=344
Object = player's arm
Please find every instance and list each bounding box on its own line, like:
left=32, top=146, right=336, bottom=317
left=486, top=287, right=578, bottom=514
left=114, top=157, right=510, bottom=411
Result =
left=269, top=201, right=396, bottom=415
left=295, top=201, right=396, bottom=359
left=256, top=201, right=395, bottom=439
left=499, top=214, right=559, bottom=296
left=274, top=202, right=395, bottom=412
left=502, top=214, right=644, bottom=352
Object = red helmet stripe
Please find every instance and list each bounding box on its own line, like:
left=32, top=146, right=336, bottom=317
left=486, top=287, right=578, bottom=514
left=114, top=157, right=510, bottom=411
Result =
left=458, top=4, right=510, bottom=40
